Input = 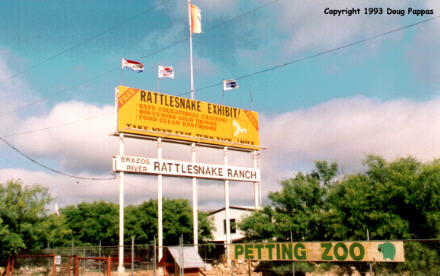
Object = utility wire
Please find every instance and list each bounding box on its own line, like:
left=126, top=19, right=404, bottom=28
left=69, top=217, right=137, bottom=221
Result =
left=3, top=112, right=114, bottom=138
left=0, top=0, right=283, bottom=118
left=0, top=8, right=152, bottom=84
left=2, top=14, right=438, bottom=138
left=0, top=136, right=117, bottom=181
left=177, top=15, right=440, bottom=97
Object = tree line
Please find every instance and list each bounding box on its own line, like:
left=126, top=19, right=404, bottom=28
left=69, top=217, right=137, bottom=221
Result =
left=239, top=155, right=440, bottom=274
left=2, top=155, right=440, bottom=273
left=0, top=179, right=212, bottom=265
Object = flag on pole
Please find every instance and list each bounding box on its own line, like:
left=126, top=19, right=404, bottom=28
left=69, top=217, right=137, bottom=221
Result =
left=158, top=65, right=175, bottom=79
left=54, top=202, right=60, bottom=216
left=223, top=79, right=239, bottom=90
left=190, top=3, right=202, bottom=33
left=121, top=58, right=144, bottom=73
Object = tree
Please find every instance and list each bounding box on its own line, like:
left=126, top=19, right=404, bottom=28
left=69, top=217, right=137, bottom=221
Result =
left=0, top=179, right=52, bottom=264
left=62, top=201, right=119, bottom=245
left=125, top=198, right=213, bottom=245
left=240, top=161, right=337, bottom=241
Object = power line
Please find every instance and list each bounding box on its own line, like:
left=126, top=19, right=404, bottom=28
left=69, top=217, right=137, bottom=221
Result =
left=0, top=8, right=153, bottom=84
left=177, top=15, right=440, bottom=97
left=3, top=113, right=114, bottom=138
left=0, top=0, right=283, bottom=118
left=2, top=14, right=438, bottom=138
left=0, top=136, right=117, bottom=181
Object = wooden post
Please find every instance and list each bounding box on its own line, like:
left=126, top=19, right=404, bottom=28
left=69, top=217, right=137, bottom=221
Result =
left=73, top=256, right=79, bottom=276
left=52, top=254, right=56, bottom=276
left=11, top=257, right=15, bottom=276
left=68, top=256, right=71, bottom=276
left=5, top=256, right=10, bottom=276
left=107, top=256, right=112, bottom=276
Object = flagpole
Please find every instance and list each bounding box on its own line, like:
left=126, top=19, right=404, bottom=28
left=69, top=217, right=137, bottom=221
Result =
left=188, top=0, right=195, bottom=100
left=250, top=86, right=253, bottom=110
left=222, top=79, right=225, bottom=105
left=120, top=57, right=124, bottom=85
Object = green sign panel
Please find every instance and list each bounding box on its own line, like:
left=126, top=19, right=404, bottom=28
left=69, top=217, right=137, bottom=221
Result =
left=228, top=241, right=404, bottom=262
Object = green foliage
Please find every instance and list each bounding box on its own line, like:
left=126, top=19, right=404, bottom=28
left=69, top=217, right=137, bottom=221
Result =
left=241, top=161, right=336, bottom=242
left=125, top=198, right=213, bottom=245
left=241, top=156, right=440, bottom=274
left=62, top=201, right=119, bottom=246
left=0, top=179, right=52, bottom=264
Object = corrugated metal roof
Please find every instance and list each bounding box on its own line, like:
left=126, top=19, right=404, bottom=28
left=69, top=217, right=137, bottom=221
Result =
left=167, top=246, right=205, bottom=268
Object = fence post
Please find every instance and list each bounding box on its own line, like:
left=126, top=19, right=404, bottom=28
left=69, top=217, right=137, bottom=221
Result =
left=107, top=256, right=111, bottom=276
left=6, top=256, right=10, bottom=276
left=154, top=237, right=157, bottom=276
left=73, top=256, right=79, bottom=276
left=231, top=260, right=234, bottom=276
left=131, top=236, right=134, bottom=276
left=11, top=257, right=15, bottom=276
left=52, top=254, right=56, bottom=276
left=99, top=240, right=102, bottom=273
left=68, top=256, right=71, bottom=276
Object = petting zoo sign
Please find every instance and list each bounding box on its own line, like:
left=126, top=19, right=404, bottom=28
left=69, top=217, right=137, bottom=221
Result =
left=229, top=241, right=404, bottom=262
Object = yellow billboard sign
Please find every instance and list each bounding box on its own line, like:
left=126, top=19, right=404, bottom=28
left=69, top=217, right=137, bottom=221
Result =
left=228, top=241, right=405, bottom=262
left=116, top=86, right=260, bottom=150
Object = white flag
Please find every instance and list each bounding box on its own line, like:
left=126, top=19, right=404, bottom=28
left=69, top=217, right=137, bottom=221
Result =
left=223, top=79, right=239, bottom=91
left=54, top=202, right=60, bottom=216
left=158, top=65, right=175, bottom=79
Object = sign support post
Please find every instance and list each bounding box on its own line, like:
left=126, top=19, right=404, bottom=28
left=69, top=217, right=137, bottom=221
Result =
left=224, top=147, right=231, bottom=263
left=253, top=150, right=259, bottom=210
left=192, top=143, right=198, bottom=249
left=157, top=138, right=163, bottom=262
left=118, top=133, right=125, bottom=273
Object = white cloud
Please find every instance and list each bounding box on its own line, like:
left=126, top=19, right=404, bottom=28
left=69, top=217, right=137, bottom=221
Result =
left=5, top=93, right=440, bottom=210
left=260, top=96, right=440, bottom=192
left=13, top=101, right=116, bottom=173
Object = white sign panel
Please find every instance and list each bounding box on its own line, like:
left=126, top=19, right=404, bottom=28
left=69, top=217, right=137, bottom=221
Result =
left=55, top=255, right=61, bottom=265
left=113, top=155, right=260, bottom=182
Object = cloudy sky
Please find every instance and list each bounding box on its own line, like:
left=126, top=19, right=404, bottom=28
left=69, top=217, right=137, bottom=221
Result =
left=0, top=0, right=439, bottom=211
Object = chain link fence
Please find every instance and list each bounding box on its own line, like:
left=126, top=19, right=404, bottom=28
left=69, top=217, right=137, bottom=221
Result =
left=5, top=240, right=440, bottom=276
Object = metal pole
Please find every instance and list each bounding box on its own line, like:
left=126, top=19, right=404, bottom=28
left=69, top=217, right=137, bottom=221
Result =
left=222, top=80, right=225, bottom=105
left=180, top=235, right=184, bottom=276
left=153, top=236, right=157, bottom=276
left=188, top=0, right=195, bottom=99
left=99, top=240, right=102, bottom=273
left=131, top=236, right=134, bottom=276
left=120, top=58, right=124, bottom=85
left=368, top=229, right=373, bottom=276
left=118, top=133, right=125, bottom=273
left=224, top=147, right=231, bottom=263
left=157, top=138, right=163, bottom=262
left=290, top=231, right=295, bottom=276
left=191, top=143, right=198, bottom=250
left=231, top=260, right=234, bottom=276
left=250, top=86, right=253, bottom=110
left=253, top=150, right=259, bottom=210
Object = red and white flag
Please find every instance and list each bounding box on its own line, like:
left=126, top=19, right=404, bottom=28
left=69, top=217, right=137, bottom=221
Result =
left=190, top=3, right=202, bottom=33
left=158, top=65, right=175, bottom=79
left=122, top=58, right=144, bottom=73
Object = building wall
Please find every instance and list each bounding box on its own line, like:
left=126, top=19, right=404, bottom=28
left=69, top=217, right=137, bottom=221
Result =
left=209, top=208, right=254, bottom=242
